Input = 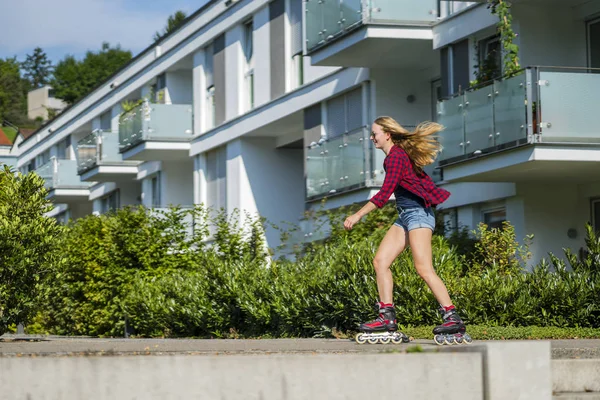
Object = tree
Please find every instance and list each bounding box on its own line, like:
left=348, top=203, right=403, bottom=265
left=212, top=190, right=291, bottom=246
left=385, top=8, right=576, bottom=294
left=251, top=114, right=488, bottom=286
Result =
left=50, top=42, right=132, bottom=105
left=0, top=166, right=63, bottom=336
left=0, top=57, right=27, bottom=124
left=154, top=11, right=188, bottom=42
left=22, top=47, right=53, bottom=90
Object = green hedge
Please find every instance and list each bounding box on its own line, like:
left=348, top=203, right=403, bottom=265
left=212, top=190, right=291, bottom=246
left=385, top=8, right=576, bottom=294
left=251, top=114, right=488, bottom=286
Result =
left=0, top=166, right=63, bottom=336
left=26, top=203, right=600, bottom=338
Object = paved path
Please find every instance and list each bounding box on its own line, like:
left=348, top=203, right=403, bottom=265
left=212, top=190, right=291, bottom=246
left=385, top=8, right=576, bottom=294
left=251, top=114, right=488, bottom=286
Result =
left=1, top=335, right=599, bottom=358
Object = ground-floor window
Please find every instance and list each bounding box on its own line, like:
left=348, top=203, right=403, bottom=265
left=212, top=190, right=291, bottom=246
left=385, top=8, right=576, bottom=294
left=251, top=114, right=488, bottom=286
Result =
left=100, top=190, right=120, bottom=214
left=482, top=207, right=506, bottom=230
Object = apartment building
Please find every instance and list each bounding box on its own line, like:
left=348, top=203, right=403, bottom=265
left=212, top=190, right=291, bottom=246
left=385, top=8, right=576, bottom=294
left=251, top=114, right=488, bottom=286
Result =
left=27, top=86, right=68, bottom=121
left=9, top=0, right=600, bottom=263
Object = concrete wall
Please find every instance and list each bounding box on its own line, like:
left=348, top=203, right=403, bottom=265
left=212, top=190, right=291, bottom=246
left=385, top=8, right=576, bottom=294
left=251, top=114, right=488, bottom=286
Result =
left=162, top=160, right=194, bottom=206
left=166, top=70, right=193, bottom=105
left=225, top=137, right=304, bottom=251
left=512, top=4, right=588, bottom=68
left=371, top=68, right=438, bottom=125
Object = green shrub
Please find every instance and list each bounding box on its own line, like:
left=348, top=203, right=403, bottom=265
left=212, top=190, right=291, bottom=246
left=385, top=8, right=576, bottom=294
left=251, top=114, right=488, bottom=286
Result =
left=33, top=201, right=600, bottom=338
left=0, top=166, right=63, bottom=336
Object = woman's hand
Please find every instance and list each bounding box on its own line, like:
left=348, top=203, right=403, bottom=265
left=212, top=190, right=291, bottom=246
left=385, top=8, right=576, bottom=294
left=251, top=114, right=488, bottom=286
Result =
left=344, top=213, right=361, bottom=230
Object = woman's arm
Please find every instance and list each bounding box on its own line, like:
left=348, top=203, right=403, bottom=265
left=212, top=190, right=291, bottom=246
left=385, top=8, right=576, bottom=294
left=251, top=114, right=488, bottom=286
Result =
left=343, top=201, right=377, bottom=230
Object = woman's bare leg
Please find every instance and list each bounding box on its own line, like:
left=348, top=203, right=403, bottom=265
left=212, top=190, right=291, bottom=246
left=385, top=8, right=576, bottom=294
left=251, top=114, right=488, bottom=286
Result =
left=407, top=228, right=452, bottom=307
left=373, top=225, right=407, bottom=304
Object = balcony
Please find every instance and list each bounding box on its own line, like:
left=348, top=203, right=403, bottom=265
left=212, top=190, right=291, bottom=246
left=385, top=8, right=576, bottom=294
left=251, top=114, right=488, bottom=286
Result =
left=35, top=157, right=93, bottom=202
left=77, top=129, right=139, bottom=182
left=305, top=0, right=438, bottom=67
left=119, top=101, right=193, bottom=161
left=306, top=126, right=370, bottom=200
left=437, top=66, right=600, bottom=183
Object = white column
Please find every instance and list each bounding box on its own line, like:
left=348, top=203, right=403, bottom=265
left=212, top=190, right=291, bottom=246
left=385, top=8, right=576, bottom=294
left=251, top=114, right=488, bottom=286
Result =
left=194, top=154, right=207, bottom=206
left=193, top=49, right=207, bottom=135
left=226, top=140, right=256, bottom=227
left=111, top=103, right=122, bottom=133
left=253, top=6, right=271, bottom=107
left=225, top=25, right=244, bottom=120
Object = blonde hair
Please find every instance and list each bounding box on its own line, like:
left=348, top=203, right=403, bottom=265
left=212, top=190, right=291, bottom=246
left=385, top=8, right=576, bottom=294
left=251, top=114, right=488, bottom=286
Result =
left=373, top=116, right=444, bottom=173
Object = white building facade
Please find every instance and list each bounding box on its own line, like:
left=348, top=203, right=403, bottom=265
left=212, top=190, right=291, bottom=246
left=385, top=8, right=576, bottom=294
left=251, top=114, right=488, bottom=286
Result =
left=10, top=0, right=600, bottom=263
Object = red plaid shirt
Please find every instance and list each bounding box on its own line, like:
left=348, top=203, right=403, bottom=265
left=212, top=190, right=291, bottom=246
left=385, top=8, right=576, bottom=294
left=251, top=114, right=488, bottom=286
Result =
left=370, top=145, right=450, bottom=209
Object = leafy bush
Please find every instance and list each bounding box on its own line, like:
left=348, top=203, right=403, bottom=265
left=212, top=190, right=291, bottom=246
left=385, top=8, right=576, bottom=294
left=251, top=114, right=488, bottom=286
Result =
left=0, top=166, right=63, bottom=336
left=32, top=202, right=600, bottom=338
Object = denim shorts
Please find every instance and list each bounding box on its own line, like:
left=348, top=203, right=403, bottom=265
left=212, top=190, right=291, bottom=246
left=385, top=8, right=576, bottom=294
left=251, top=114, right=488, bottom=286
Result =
left=394, top=206, right=436, bottom=232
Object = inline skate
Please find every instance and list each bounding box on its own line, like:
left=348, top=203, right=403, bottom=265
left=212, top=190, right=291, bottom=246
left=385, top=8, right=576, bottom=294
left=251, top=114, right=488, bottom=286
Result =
left=432, top=306, right=472, bottom=345
left=355, top=302, right=410, bottom=345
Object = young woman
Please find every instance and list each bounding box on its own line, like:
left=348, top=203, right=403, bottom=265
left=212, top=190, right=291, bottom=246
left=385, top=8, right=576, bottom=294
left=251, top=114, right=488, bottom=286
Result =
left=344, top=116, right=470, bottom=345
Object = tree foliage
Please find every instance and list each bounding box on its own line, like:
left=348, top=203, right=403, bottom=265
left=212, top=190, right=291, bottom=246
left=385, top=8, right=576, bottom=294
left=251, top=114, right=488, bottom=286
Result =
left=50, top=42, right=132, bottom=105
left=21, top=47, right=53, bottom=90
left=154, top=11, right=188, bottom=42
left=0, top=58, right=27, bottom=124
left=0, top=166, right=63, bottom=336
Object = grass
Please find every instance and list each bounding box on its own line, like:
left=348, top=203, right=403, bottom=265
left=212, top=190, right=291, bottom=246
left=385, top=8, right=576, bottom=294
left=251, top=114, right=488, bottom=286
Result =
left=403, top=325, right=600, bottom=340
left=1, top=126, right=18, bottom=143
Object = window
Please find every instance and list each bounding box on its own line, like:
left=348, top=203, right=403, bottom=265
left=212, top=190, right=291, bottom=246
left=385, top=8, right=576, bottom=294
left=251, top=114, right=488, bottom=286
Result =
left=151, top=173, right=161, bottom=207
left=155, top=73, right=167, bottom=104
left=289, top=0, right=304, bottom=89
left=36, top=150, right=50, bottom=167
left=204, top=44, right=215, bottom=130
left=591, top=198, right=600, bottom=233
left=100, top=190, right=120, bottom=214
left=48, top=88, right=55, bottom=98
left=56, top=136, right=70, bottom=159
left=588, top=18, right=600, bottom=69
left=441, top=39, right=470, bottom=97
left=326, top=88, right=363, bottom=139
left=243, top=19, right=255, bottom=111
left=476, top=35, right=502, bottom=83
left=206, top=86, right=216, bottom=130
left=483, top=207, right=506, bottom=230
left=206, top=146, right=227, bottom=211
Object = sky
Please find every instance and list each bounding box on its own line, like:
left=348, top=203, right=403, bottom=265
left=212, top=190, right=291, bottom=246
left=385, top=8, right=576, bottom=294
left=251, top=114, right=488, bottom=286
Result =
left=0, top=0, right=211, bottom=65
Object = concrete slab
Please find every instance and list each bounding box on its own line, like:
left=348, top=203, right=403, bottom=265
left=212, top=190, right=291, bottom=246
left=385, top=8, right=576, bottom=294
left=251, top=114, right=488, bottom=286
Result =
left=0, top=352, right=484, bottom=400
left=553, top=359, right=600, bottom=393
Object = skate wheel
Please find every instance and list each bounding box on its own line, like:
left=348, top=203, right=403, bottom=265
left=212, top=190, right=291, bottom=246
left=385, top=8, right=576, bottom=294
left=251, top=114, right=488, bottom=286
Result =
left=379, top=336, right=391, bottom=344
left=391, top=335, right=403, bottom=344
left=367, top=337, right=379, bottom=345
left=463, top=334, right=473, bottom=344
left=454, top=335, right=463, bottom=344
left=434, top=335, right=445, bottom=345
left=444, top=335, right=454, bottom=345
left=355, top=333, right=367, bottom=344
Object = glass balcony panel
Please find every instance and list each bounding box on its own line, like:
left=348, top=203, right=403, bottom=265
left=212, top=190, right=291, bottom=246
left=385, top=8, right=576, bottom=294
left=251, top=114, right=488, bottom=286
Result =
left=56, top=159, right=90, bottom=188
left=306, top=145, right=326, bottom=198
left=119, top=105, right=144, bottom=150
left=464, top=85, right=494, bottom=155
left=321, top=0, right=342, bottom=44
left=437, top=96, right=466, bottom=161
left=146, top=104, right=193, bottom=141
left=538, top=71, right=600, bottom=142
left=305, top=0, right=324, bottom=51
left=368, top=0, right=437, bottom=24
left=35, top=159, right=55, bottom=189
left=493, top=73, right=527, bottom=146
left=340, top=0, right=362, bottom=30
left=324, top=134, right=344, bottom=193
left=342, top=127, right=367, bottom=188
left=99, top=130, right=122, bottom=162
left=77, top=132, right=98, bottom=172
